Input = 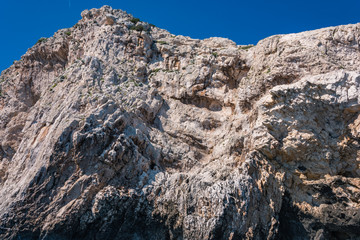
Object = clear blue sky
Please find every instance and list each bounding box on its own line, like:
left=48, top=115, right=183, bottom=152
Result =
left=1, top=0, right=359, bottom=72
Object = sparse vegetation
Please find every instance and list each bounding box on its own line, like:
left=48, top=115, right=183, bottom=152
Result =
left=239, top=45, right=254, bottom=50
left=65, top=30, right=71, bottom=36
left=212, top=52, right=218, bottom=58
left=50, top=83, right=57, bottom=91
left=130, top=79, right=140, bottom=87
left=151, top=68, right=161, bottom=73
left=155, top=40, right=168, bottom=45
left=130, top=25, right=144, bottom=32
left=37, top=37, right=47, bottom=44
left=130, top=17, right=140, bottom=24
left=160, top=69, right=179, bottom=73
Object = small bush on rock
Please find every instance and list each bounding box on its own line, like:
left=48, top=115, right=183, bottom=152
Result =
left=130, top=18, right=140, bottom=24
left=130, top=25, right=144, bottom=32
left=37, top=38, right=47, bottom=44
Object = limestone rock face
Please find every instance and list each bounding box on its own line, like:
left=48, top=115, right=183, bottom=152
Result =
left=0, top=5, right=359, bottom=240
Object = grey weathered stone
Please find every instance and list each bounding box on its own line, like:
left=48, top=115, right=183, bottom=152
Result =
left=0, top=5, right=359, bottom=240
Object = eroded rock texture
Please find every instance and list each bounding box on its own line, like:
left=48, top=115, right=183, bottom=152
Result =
left=0, top=6, right=359, bottom=240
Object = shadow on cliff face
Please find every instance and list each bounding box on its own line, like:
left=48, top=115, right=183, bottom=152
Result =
left=278, top=192, right=309, bottom=240
left=209, top=202, right=245, bottom=240
left=277, top=191, right=360, bottom=240
left=44, top=197, right=182, bottom=240
left=3, top=198, right=182, bottom=240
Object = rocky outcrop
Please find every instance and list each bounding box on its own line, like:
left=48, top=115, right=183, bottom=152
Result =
left=0, top=5, right=359, bottom=239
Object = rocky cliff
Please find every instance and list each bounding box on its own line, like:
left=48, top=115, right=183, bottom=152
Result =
left=0, top=6, right=359, bottom=240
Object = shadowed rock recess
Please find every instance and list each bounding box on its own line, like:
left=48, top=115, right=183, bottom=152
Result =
left=0, top=5, right=360, bottom=240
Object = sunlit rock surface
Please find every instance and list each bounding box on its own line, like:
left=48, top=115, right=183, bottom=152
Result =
left=0, top=5, right=359, bottom=240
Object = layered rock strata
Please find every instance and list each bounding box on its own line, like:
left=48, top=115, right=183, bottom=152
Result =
left=0, top=5, right=359, bottom=239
